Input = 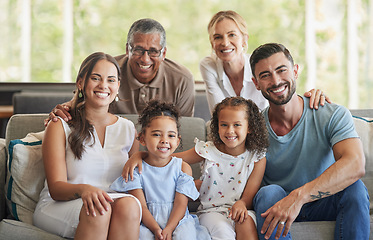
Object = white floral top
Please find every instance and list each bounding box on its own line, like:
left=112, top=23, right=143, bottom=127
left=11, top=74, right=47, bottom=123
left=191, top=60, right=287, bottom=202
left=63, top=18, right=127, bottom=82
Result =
left=195, top=138, right=264, bottom=215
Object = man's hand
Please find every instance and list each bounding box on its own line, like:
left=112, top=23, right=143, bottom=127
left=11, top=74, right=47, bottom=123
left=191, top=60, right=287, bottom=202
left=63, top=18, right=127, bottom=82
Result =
left=260, top=190, right=304, bottom=239
left=44, top=101, right=72, bottom=126
left=304, top=89, right=331, bottom=109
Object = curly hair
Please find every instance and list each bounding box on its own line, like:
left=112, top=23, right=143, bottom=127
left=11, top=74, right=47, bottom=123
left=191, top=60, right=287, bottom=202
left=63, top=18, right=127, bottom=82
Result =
left=210, top=97, right=269, bottom=156
left=137, top=100, right=182, bottom=148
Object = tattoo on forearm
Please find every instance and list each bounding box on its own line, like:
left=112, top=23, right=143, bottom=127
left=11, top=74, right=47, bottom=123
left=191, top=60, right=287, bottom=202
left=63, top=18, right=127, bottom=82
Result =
left=310, top=191, right=331, bottom=200
left=69, top=193, right=81, bottom=200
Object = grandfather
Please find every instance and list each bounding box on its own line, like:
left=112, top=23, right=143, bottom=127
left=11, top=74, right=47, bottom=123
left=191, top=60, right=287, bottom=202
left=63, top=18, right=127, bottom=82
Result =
left=48, top=18, right=194, bottom=123
left=113, top=18, right=194, bottom=116
left=250, top=43, right=369, bottom=240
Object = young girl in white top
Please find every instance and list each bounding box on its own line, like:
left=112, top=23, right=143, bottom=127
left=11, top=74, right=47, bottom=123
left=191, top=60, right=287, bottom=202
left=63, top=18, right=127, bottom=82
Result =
left=110, top=100, right=210, bottom=240
left=124, top=96, right=268, bottom=239
left=33, top=52, right=141, bottom=240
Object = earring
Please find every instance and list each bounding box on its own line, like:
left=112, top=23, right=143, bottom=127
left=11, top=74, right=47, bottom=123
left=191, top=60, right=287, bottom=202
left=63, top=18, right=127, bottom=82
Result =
left=115, top=94, right=119, bottom=102
left=78, top=89, right=83, bottom=98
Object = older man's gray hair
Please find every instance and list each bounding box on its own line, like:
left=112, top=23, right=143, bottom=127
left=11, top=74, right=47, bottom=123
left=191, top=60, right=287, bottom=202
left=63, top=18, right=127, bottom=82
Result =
left=127, top=18, right=166, bottom=48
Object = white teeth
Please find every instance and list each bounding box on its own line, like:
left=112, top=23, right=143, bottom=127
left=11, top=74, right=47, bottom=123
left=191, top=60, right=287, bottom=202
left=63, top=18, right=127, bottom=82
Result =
left=139, top=64, right=151, bottom=69
left=273, top=86, right=285, bottom=93
left=95, top=92, right=109, bottom=97
left=226, top=136, right=237, bottom=140
left=222, top=49, right=234, bottom=53
left=158, top=147, right=169, bottom=151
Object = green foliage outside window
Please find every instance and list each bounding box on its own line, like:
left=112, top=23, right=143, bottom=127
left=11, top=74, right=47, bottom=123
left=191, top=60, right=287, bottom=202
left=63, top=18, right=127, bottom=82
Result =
left=0, top=0, right=372, bottom=108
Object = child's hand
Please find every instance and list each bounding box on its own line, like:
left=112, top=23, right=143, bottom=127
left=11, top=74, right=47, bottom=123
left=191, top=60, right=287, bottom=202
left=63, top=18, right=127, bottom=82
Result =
left=229, top=200, right=248, bottom=224
left=194, top=179, right=202, bottom=191
left=161, top=226, right=174, bottom=240
left=154, top=228, right=164, bottom=240
left=122, top=151, right=147, bottom=181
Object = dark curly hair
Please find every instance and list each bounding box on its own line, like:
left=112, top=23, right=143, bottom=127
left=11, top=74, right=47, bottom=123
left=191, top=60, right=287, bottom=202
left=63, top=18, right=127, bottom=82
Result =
left=210, top=97, right=269, bottom=156
left=137, top=100, right=182, bottom=148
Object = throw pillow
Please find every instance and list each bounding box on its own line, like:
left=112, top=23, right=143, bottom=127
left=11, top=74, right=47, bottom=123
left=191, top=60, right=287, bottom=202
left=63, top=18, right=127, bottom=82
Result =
left=5, top=131, right=45, bottom=225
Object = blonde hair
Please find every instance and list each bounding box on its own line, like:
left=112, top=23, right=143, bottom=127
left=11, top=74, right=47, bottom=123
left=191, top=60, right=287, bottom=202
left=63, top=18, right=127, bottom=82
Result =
left=207, top=10, right=248, bottom=50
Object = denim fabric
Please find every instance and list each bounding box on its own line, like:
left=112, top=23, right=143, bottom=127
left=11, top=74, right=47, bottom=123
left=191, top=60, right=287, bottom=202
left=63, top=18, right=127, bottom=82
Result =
left=254, top=180, right=370, bottom=240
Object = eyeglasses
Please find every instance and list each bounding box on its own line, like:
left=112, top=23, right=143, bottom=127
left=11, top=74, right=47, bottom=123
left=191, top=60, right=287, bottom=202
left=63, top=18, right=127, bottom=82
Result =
left=128, top=45, right=164, bottom=57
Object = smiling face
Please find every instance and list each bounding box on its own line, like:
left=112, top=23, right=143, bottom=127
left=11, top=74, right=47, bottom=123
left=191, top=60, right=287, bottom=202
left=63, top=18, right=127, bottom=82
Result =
left=79, top=59, right=119, bottom=108
left=217, top=106, right=249, bottom=156
left=211, top=18, right=247, bottom=63
left=140, top=116, right=180, bottom=165
left=252, top=52, right=298, bottom=105
left=127, top=33, right=166, bottom=84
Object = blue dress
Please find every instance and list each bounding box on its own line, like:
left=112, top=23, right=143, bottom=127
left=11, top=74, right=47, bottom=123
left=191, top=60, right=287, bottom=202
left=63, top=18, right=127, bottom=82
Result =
left=110, top=157, right=211, bottom=240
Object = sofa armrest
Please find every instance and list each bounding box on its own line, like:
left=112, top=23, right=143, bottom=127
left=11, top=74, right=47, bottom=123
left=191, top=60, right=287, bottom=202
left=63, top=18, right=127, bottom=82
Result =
left=0, top=138, right=6, bottom=221
left=5, top=114, right=47, bottom=148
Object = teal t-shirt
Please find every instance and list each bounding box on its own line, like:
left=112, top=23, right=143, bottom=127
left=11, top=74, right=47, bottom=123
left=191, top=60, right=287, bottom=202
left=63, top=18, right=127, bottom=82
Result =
left=262, top=96, right=358, bottom=193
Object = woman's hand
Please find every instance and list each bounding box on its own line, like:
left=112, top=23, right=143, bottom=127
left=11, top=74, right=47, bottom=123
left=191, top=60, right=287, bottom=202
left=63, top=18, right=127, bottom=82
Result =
left=80, top=185, right=113, bottom=217
left=122, top=151, right=147, bottom=181
left=304, top=89, right=331, bottom=109
left=44, top=101, right=73, bottom=126
left=229, top=200, right=248, bottom=224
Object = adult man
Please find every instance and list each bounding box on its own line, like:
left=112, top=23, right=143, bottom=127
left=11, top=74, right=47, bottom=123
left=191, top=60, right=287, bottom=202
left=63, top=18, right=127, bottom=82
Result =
left=48, top=18, right=194, bottom=123
left=250, top=43, right=369, bottom=240
left=112, top=18, right=194, bottom=116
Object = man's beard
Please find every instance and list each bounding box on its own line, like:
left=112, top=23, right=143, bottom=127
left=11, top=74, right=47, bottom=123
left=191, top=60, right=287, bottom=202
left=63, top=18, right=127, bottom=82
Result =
left=261, top=80, right=296, bottom=105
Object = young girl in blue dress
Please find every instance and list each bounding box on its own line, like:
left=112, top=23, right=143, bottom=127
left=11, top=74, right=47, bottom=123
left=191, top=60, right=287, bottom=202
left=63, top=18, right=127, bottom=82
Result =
left=123, top=96, right=269, bottom=240
left=110, top=100, right=210, bottom=240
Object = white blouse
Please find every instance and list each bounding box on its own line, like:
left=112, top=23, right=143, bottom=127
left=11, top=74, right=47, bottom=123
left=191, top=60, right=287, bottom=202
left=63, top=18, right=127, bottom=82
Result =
left=199, top=53, right=268, bottom=113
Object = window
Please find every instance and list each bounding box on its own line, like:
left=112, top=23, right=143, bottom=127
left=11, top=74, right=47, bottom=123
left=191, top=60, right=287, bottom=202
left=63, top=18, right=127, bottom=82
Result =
left=0, top=0, right=372, bottom=108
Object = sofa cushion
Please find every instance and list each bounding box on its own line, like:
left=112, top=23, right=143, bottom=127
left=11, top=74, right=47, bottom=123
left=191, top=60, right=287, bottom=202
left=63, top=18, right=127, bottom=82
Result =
left=352, top=116, right=373, bottom=209
left=0, top=219, right=66, bottom=240
left=5, top=131, right=45, bottom=225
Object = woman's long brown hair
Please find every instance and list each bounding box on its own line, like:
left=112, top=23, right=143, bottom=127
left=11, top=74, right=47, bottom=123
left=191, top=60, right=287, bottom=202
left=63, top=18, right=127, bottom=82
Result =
left=68, top=52, right=121, bottom=159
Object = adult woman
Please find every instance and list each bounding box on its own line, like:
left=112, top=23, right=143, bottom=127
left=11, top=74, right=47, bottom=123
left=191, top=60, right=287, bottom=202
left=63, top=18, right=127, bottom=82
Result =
left=200, top=10, right=327, bottom=113
left=33, top=52, right=141, bottom=240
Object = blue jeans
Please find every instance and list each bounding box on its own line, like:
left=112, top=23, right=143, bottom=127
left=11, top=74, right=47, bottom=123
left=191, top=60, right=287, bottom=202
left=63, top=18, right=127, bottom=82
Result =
left=253, top=180, right=370, bottom=240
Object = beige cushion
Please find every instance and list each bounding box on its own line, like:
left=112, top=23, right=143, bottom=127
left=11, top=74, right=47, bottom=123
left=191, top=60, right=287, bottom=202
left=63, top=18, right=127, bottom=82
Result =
left=5, top=131, right=45, bottom=225
left=353, top=116, right=373, bottom=209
